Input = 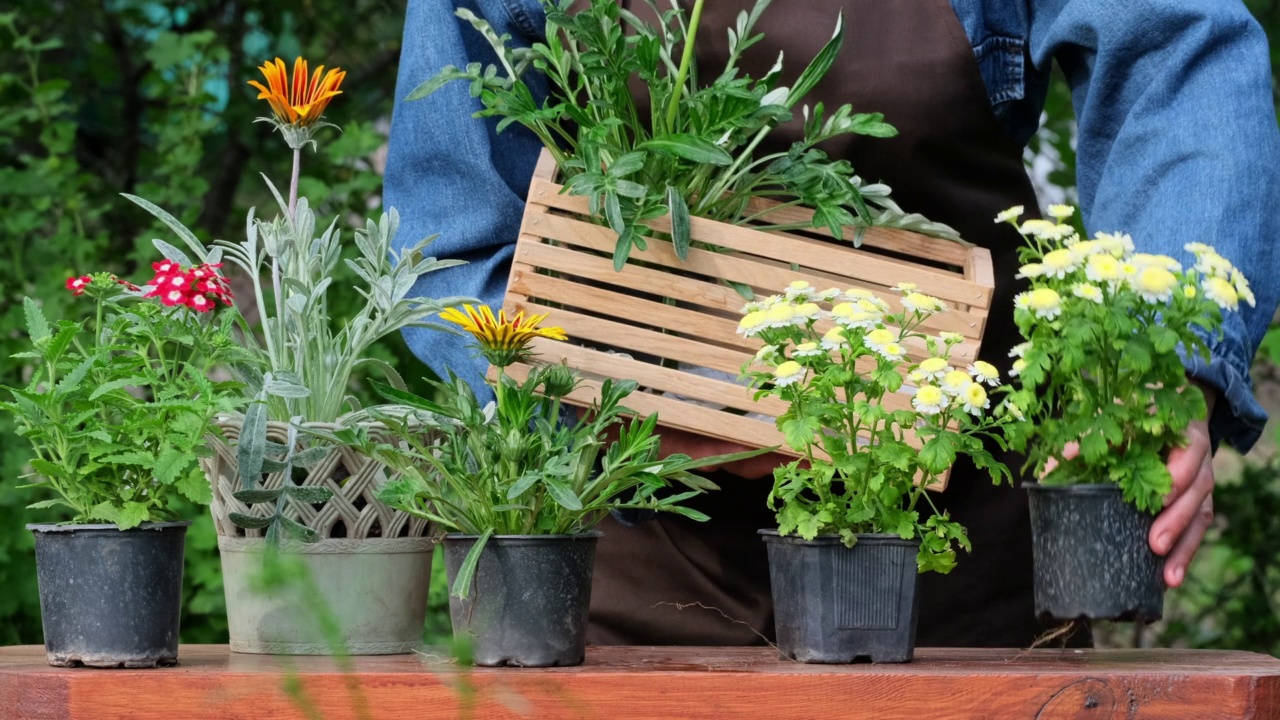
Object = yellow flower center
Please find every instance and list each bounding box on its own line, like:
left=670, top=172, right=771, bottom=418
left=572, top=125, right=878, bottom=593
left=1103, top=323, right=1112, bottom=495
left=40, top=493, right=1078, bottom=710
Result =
left=1027, top=288, right=1062, bottom=311
left=916, top=385, right=944, bottom=405
left=919, top=357, right=949, bottom=374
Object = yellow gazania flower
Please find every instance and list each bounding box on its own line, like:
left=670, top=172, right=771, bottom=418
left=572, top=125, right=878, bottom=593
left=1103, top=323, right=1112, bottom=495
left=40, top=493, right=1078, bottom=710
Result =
left=440, top=304, right=567, bottom=367
left=249, top=57, right=346, bottom=128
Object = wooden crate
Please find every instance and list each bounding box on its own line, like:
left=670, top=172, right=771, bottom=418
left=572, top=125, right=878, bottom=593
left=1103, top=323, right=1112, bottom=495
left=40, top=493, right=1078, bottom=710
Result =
left=499, top=150, right=994, bottom=483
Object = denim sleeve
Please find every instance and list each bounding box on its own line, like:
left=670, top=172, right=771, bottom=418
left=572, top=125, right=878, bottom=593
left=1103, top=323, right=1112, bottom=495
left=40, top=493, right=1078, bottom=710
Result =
left=384, top=0, right=549, bottom=399
left=1028, top=0, right=1280, bottom=452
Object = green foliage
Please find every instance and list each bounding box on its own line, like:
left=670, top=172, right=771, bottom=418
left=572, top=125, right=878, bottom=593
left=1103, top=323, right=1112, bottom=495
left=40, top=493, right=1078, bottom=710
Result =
left=417, top=0, right=959, bottom=270
left=998, top=212, right=1248, bottom=512
left=1, top=279, right=248, bottom=527
left=739, top=282, right=1011, bottom=573
left=329, top=336, right=764, bottom=596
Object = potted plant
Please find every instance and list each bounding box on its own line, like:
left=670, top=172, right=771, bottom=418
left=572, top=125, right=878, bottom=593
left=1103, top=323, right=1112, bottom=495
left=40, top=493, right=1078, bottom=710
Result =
left=125, top=56, right=470, bottom=655
left=997, top=205, right=1254, bottom=622
left=325, top=304, right=765, bottom=667
left=414, top=0, right=994, bottom=457
left=1, top=268, right=246, bottom=667
left=739, top=281, right=1012, bottom=663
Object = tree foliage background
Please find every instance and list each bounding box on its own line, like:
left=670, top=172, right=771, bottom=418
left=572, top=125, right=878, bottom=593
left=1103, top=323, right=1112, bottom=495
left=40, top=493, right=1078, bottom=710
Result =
left=0, top=0, right=1276, bottom=653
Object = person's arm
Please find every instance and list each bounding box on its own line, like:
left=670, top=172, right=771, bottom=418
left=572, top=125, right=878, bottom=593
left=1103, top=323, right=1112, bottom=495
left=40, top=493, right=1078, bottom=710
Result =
left=1028, top=0, right=1280, bottom=584
left=384, top=0, right=550, bottom=397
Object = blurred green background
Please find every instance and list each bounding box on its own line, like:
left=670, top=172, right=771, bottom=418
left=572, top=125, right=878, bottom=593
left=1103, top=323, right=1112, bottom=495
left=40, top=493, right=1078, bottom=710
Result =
left=0, top=1, right=1277, bottom=655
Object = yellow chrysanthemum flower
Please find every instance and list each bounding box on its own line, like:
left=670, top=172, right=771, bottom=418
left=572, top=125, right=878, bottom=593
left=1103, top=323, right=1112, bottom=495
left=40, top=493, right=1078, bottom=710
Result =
left=1085, top=254, right=1121, bottom=283
left=249, top=57, right=346, bottom=127
left=820, top=327, right=849, bottom=350
left=1010, top=358, right=1028, bottom=377
left=794, top=341, right=824, bottom=358
left=901, top=292, right=945, bottom=315
left=1019, top=219, right=1058, bottom=237
left=916, top=356, right=951, bottom=381
left=865, top=327, right=896, bottom=350
left=738, top=310, right=769, bottom=336
left=440, top=304, right=566, bottom=368
left=1131, top=266, right=1178, bottom=303
left=1041, top=248, right=1079, bottom=278
left=912, top=385, right=946, bottom=415
left=1230, top=269, right=1257, bottom=307
left=1072, top=283, right=1104, bottom=304
left=961, top=382, right=990, bottom=415
left=968, top=360, right=1000, bottom=386
left=773, top=361, right=807, bottom=387
left=1016, top=288, right=1063, bottom=320
left=1047, top=204, right=1075, bottom=220
left=1203, top=276, right=1240, bottom=310
left=941, top=369, right=973, bottom=395
left=876, top=342, right=906, bottom=362
left=1016, top=263, right=1046, bottom=279
left=994, top=206, right=1024, bottom=224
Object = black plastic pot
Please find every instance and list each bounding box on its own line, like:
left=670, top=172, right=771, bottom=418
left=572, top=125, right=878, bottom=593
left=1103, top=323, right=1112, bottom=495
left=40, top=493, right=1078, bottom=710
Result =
left=761, top=530, right=920, bottom=663
left=1026, top=483, right=1164, bottom=622
left=28, top=521, right=189, bottom=668
left=443, top=532, right=600, bottom=667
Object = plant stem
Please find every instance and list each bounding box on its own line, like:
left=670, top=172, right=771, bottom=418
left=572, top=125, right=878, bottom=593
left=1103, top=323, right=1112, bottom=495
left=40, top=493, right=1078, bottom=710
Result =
left=288, top=147, right=301, bottom=221
left=664, top=0, right=704, bottom=133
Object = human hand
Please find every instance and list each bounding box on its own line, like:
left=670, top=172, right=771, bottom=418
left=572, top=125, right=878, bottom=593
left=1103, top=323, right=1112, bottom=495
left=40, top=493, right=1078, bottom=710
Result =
left=1150, top=384, right=1217, bottom=588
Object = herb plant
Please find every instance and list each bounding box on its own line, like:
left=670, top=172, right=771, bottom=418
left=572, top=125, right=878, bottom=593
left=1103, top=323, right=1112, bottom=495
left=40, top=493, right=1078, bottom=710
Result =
left=739, top=281, right=1012, bottom=572
left=998, top=205, right=1254, bottom=512
left=1, top=269, right=248, bottom=528
left=121, top=57, right=472, bottom=539
left=326, top=305, right=765, bottom=595
left=415, top=0, right=960, bottom=270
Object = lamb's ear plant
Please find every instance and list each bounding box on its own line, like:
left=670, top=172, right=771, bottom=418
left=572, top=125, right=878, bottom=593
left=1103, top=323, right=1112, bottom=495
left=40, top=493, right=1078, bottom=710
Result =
left=997, top=205, right=1255, bottom=513
left=311, top=304, right=768, bottom=597
left=738, top=281, right=1012, bottom=573
left=415, top=0, right=960, bottom=271
left=121, top=56, right=474, bottom=542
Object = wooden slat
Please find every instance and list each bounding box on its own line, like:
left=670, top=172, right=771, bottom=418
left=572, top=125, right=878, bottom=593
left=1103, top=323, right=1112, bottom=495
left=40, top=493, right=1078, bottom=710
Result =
left=528, top=179, right=993, bottom=309
left=742, top=196, right=974, bottom=267
left=523, top=210, right=988, bottom=339
left=4, top=645, right=1279, bottom=720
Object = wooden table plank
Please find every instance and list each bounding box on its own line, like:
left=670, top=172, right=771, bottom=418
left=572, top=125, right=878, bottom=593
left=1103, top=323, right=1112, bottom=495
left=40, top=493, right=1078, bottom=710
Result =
left=2, top=645, right=1278, bottom=720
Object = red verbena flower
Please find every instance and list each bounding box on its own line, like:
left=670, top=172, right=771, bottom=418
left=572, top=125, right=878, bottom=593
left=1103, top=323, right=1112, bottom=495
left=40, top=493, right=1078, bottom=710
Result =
left=65, top=275, right=92, bottom=296
left=185, top=293, right=214, bottom=313
left=142, top=259, right=234, bottom=311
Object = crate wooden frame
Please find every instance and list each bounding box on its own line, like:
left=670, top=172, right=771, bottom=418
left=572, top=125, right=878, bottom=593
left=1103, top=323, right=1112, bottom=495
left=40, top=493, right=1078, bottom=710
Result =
left=498, top=150, right=995, bottom=488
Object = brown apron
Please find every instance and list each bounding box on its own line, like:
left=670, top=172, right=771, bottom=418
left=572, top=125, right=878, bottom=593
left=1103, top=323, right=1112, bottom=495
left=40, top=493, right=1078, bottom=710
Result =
left=587, top=0, right=1057, bottom=647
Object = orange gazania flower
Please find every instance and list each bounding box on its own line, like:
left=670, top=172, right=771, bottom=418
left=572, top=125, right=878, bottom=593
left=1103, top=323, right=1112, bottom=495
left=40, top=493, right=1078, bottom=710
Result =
left=248, top=57, right=346, bottom=127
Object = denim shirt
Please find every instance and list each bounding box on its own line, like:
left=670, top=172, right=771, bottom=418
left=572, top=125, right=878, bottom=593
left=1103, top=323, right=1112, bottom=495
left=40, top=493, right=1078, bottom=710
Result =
left=385, top=0, right=1280, bottom=452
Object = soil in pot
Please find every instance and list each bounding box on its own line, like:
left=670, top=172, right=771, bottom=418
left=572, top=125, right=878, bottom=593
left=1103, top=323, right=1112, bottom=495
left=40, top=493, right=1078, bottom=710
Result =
left=443, top=533, right=600, bottom=667
left=761, top=530, right=920, bottom=664
left=1026, top=483, right=1164, bottom=622
left=28, top=521, right=189, bottom=668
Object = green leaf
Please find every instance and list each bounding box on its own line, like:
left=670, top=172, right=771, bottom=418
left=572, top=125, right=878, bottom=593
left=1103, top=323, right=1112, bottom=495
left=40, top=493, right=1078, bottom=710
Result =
left=233, top=488, right=284, bottom=504
left=638, top=134, right=732, bottom=165
left=25, top=499, right=76, bottom=511
left=89, top=376, right=151, bottom=400
left=667, top=186, right=691, bottom=261
left=278, top=516, right=321, bottom=544
left=786, top=12, right=843, bottom=108
left=285, top=486, right=334, bottom=504
left=228, top=512, right=274, bottom=530
left=152, top=238, right=193, bottom=266
left=117, top=501, right=151, bottom=530
left=28, top=458, right=67, bottom=481
left=23, top=297, right=49, bottom=342
left=451, top=528, right=494, bottom=599
left=55, top=355, right=95, bottom=394
left=176, top=469, right=213, bottom=505
left=152, top=446, right=189, bottom=486
left=236, top=399, right=269, bottom=491
left=121, top=194, right=208, bottom=261
left=543, top=477, right=584, bottom=511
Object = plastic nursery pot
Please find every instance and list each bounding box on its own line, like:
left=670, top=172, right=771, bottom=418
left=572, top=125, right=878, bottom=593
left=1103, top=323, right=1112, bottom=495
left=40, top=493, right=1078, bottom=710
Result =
left=443, top=532, right=601, bottom=667
left=761, top=530, right=920, bottom=664
left=1026, top=483, right=1165, bottom=622
left=28, top=521, right=189, bottom=668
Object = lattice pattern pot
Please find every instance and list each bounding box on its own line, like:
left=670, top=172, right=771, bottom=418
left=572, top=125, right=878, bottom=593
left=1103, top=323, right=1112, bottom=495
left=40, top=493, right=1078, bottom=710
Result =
left=202, top=418, right=430, bottom=540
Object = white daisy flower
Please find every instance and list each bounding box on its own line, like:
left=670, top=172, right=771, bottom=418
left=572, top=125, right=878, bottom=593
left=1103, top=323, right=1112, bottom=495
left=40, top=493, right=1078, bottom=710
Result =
left=941, top=370, right=973, bottom=396
left=874, top=342, right=906, bottom=362
left=1130, top=266, right=1178, bottom=304
left=1047, top=204, right=1075, bottom=220
left=773, top=361, right=807, bottom=387
left=901, top=292, right=945, bottom=315
left=1008, top=341, right=1032, bottom=359
left=961, top=382, right=990, bottom=415
left=968, top=360, right=1000, bottom=386
left=915, top=357, right=951, bottom=382
left=1203, top=275, right=1240, bottom=311
left=912, top=385, right=947, bottom=415
left=785, top=280, right=817, bottom=301
left=1041, top=249, right=1080, bottom=279
left=793, top=342, right=824, bottom=359
left=1009, top=358, right=1028, bottom=377
left=1072, top=283, right=1104, bottom=304
left=820, top=327, right=849, bottom=350
left=994, top=206, right=1024, bottom=224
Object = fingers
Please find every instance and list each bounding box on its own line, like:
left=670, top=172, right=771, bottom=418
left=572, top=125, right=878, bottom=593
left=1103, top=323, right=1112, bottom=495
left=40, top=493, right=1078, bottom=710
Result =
left=1161, top=495, right=1213, bottom=587
left=1163, top=421, right=1211, bottom=507
left=1041, top=442, right=1078, bottom=477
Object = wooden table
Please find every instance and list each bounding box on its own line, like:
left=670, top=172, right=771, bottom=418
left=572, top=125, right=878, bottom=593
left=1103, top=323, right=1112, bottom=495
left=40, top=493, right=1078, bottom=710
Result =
left=2, top=645, right=1278, bottom=719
